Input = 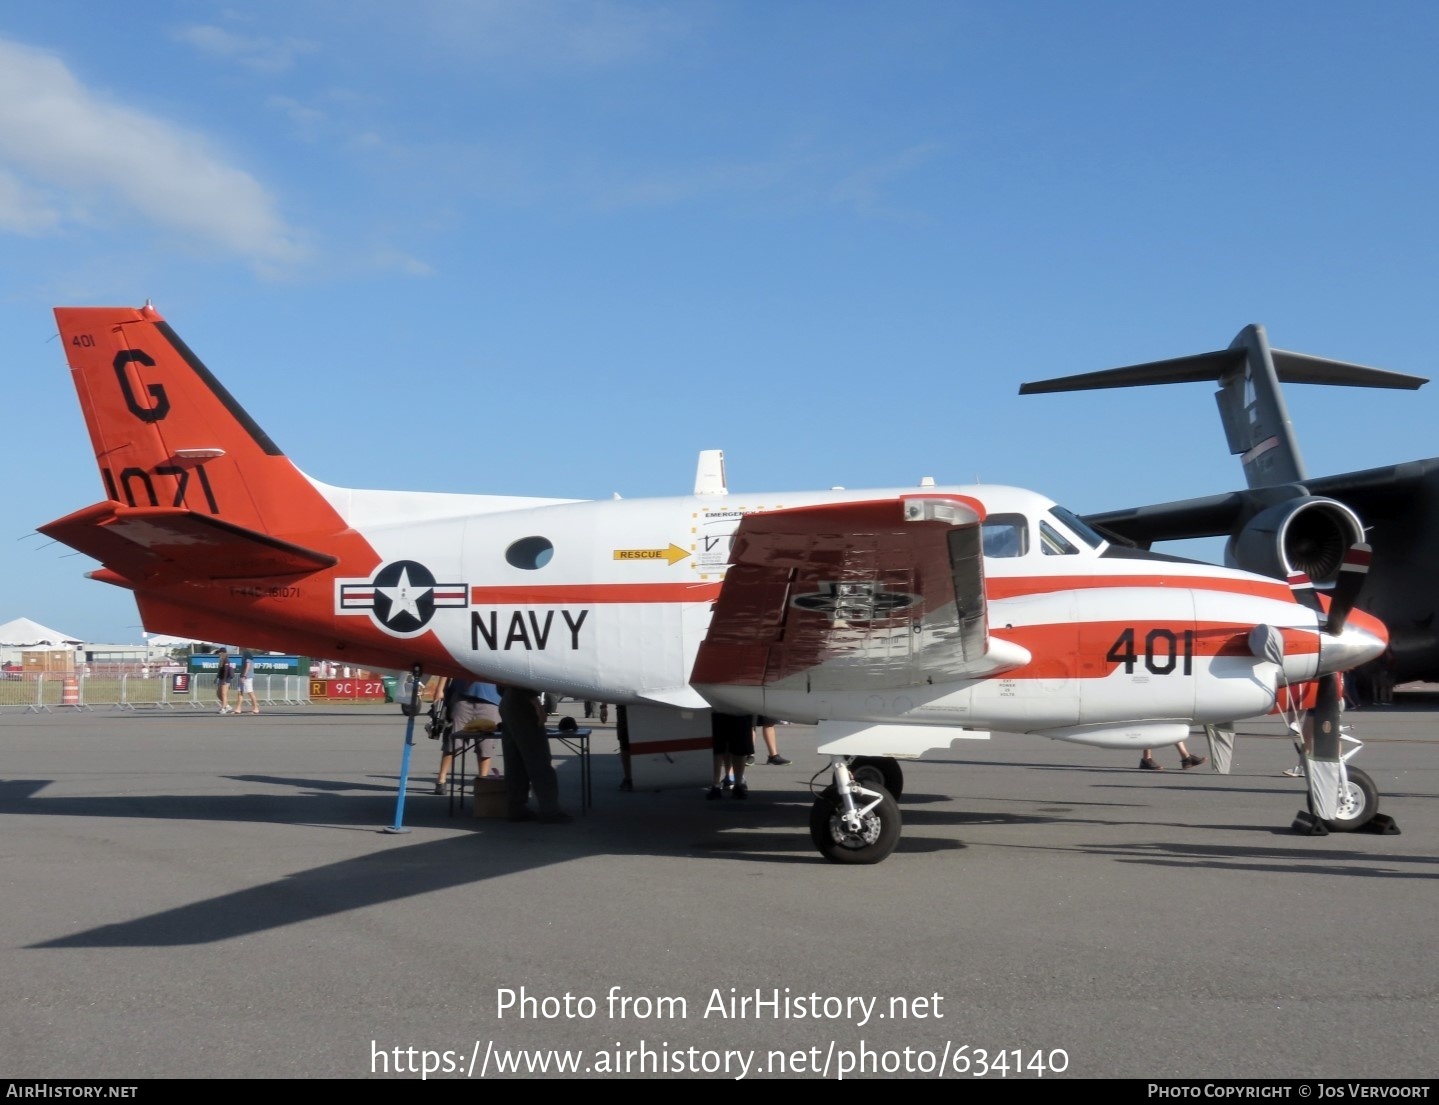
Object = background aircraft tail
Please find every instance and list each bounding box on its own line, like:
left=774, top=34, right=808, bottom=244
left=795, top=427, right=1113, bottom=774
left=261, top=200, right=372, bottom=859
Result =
left=41, top=304, right=358, bottom=587
left=1020, top=324, right=1426, bottom=489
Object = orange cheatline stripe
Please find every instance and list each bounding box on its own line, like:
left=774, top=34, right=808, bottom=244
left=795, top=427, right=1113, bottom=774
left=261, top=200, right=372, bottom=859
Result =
left=470, top=583, right=723, bottom=604
left=471, top=574, right=1297, bottom=606
left=987, top=573, right=1296, bottom=601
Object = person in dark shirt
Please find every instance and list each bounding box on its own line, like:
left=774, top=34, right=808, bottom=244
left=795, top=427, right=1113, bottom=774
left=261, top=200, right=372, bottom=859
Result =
left=498, top=684, right=571, bottom=823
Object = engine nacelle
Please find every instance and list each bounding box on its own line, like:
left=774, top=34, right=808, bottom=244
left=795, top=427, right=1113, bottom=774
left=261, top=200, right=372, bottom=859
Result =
left=1225, top=497, right=1365, bottom=585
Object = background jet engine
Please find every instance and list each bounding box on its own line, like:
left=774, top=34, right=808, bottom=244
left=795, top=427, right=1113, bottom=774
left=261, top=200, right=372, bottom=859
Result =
left=1225, top=497, right=1365, bottom=586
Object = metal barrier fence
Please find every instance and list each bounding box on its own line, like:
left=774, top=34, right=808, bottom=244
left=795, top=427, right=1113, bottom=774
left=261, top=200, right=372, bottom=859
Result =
left=0, top=672, right=314, bottom=712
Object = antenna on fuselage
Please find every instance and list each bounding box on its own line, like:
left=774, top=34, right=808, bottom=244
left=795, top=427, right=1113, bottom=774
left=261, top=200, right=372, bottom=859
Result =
left=694, top=449, right=727, bottom=495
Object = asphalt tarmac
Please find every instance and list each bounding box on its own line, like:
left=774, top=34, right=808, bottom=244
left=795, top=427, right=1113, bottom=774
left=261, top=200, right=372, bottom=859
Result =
left=2, top=697, right=1435, bottom=1080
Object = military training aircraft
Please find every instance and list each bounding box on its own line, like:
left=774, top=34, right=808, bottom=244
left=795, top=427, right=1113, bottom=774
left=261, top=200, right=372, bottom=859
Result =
left=1021, top=324, right=1434, bottom=684
left=40, top=305, right=1391, bottom=864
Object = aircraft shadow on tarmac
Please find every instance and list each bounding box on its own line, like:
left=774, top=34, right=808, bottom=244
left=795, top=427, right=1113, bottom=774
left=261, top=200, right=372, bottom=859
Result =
left=7, top=754, right=1429, bottom=949
left=1077, top=841, right=1439, bottom=880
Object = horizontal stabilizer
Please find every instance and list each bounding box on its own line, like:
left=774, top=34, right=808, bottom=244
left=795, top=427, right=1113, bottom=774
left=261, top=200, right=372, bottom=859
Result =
left=39, top=502, right=337, bottom=584
left=1020, top=345, right=1427, bottom=394
left=1022, top=325, right=1427, bottom=490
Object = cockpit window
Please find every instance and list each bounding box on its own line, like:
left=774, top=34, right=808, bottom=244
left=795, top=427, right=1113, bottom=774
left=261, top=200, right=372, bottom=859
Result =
left=981, top=514, right=1029, bottom=558
left=1040, top=520, right=1079, bottom=556
left=1050, top=505, right=1106, bottom=549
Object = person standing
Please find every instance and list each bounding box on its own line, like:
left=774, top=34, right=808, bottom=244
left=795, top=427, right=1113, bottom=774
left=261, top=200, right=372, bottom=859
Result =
left=708, top=712, right=754, bottom=800
left=215, top=649, right=234, bottom=714
left=435, top=678, right=500, bottom=793
left=498, top=684, right=571, bottom=823
left=237, top=651, right=260, bottom=714
left=1138, top=741, right=1206, bottom=770
left=752, top=715, right=791, bottom=766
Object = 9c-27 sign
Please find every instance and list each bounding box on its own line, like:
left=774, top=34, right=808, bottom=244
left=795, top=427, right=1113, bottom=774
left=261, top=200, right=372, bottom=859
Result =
left=309, top=679, right=387, bottom=701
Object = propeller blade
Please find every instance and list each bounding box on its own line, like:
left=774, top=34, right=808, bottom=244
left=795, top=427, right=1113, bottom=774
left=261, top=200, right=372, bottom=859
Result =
left=1286, top=570, right=1323, bottom=614
left=1304, top=672, right=1343, bottom=821
left=1326, top=542, right=1372, bottom=635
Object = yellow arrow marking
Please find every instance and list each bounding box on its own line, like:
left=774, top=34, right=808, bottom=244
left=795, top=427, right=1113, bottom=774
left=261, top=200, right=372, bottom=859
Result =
left=613, top=544, right=691, bottom=566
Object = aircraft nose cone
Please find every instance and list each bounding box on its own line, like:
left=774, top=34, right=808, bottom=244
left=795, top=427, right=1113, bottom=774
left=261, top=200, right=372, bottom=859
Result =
left=1317, top=611, right=1388, bottom=676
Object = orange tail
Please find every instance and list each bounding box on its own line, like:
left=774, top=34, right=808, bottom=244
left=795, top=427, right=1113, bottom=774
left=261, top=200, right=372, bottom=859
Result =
left=41, top=304, right=366, bottom=587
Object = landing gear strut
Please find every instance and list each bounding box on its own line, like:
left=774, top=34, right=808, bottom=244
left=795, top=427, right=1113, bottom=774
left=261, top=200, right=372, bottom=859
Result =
left=810, top=758, right=901, bottom=864
left=846, top=755, right=904, bottom=801
left=1292, top=727, right=1398, bottom=835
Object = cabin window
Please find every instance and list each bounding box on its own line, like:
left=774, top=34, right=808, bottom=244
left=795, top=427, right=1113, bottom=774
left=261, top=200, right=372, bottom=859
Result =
left=1040, top=520, right=1079, bottom=556
left=1050, top=505, right=1105, bottom=549
left=505, top=536, right=554, bottom=570
left=981, top=514, right=1029, bottom=558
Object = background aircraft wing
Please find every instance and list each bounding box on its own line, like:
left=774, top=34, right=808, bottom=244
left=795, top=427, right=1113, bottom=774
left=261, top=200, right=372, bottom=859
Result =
left=1086, top=460, right=1437, bottom=548
left=1086, top=491, right=1250, bottom=545
left=691, top=495, right=1027, bottom=693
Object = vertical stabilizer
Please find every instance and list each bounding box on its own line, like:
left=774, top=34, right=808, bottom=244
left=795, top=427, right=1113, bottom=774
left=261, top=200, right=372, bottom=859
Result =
left=53, top=304, right=343, bottom=536
left=1216, top=324, right=1306, bottom=488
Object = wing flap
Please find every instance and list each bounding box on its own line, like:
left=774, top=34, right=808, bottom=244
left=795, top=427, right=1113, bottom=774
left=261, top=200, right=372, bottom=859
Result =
left=692, top=495, right=1023, bottom=693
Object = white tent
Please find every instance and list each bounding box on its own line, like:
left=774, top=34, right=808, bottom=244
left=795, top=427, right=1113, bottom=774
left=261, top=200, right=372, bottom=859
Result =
left=0, top=617, right=83, bottom=647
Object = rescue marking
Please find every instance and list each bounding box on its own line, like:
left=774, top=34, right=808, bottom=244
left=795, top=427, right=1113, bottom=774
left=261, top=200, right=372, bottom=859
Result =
left=613, top=544, right=690, bottom=565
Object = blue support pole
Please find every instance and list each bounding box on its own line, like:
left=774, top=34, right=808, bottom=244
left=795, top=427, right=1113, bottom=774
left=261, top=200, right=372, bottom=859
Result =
left=383, top=664, right=424, bottom=834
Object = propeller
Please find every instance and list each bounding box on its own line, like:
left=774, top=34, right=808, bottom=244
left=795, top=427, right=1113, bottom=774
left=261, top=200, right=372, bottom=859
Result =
left=1300, top=542, right=1372, bottom=822
left=1324, top=542, right=1371, bottom=635
left=1285, top=570, right=1322, bottom=615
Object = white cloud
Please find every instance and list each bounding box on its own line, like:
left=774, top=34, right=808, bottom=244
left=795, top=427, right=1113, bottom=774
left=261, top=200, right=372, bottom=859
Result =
left=266, top=95, right=328, bottom=141
left=830, top=143, right=945, bottom=217
left=369, top=249, right=435, bottom=277
left=0, top=37, right=308, bottom=269
left=0, top=168, right=61, bottom=234
left=174, top=24, right=317, bottom=74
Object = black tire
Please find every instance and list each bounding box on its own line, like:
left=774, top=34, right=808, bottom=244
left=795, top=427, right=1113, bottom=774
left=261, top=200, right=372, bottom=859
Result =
left=809, top=783, right=901, bottom=865
left=849, top=756, right=904, bottom=801
left=1306, top=765, right=1379, bottom=831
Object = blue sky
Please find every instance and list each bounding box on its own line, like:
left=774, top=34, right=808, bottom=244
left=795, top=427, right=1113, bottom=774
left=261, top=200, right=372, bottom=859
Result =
left=3, top=1, right=1438, bottom=644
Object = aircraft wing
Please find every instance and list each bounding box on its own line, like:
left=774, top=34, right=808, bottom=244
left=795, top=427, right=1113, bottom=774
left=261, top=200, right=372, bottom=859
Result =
left=1087, top=460, right=1439, bottom=547
left=1086, top=491, right=1250, bottom=545
left=691, top=495, right=1028, bottom=693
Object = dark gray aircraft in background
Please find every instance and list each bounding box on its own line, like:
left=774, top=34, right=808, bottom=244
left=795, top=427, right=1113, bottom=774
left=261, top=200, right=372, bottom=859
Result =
left=1021, top=324, right=1438, bottom=683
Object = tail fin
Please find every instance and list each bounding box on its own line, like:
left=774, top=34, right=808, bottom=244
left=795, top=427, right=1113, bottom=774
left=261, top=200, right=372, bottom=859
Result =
left=1020, top=324, right=1427, bottom=489
left=41, top=304, right=352, bottom=585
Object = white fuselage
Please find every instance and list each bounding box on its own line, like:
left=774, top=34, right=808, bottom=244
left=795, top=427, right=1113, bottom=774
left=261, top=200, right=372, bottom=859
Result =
left=320, top=481, right=1355, bottom=747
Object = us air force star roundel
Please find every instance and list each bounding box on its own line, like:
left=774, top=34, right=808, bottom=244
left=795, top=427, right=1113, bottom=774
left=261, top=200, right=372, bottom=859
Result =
left=335, top=561, right=468, bottom=638
left=790, top=581, right=920, bottom=621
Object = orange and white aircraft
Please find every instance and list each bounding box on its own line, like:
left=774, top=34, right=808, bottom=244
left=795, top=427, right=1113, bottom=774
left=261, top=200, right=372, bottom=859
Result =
left=40, top=304, right=1390, bottom=862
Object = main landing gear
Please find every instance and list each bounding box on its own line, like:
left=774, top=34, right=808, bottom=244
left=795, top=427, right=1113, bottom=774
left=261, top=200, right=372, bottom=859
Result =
left=1307, top=765, right=1379, bottom=831
left=1292, top=729, right=1398, bottom=836
left=810, top=757, right=901, bottom=864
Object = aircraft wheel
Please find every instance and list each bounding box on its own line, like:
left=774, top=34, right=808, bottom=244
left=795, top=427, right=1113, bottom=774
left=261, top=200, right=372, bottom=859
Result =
left=1307, top=766, right=1379, bottom=831
left=849, top=756, right=904, bottom=801
left=810, top=784, right=901, bottom=865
